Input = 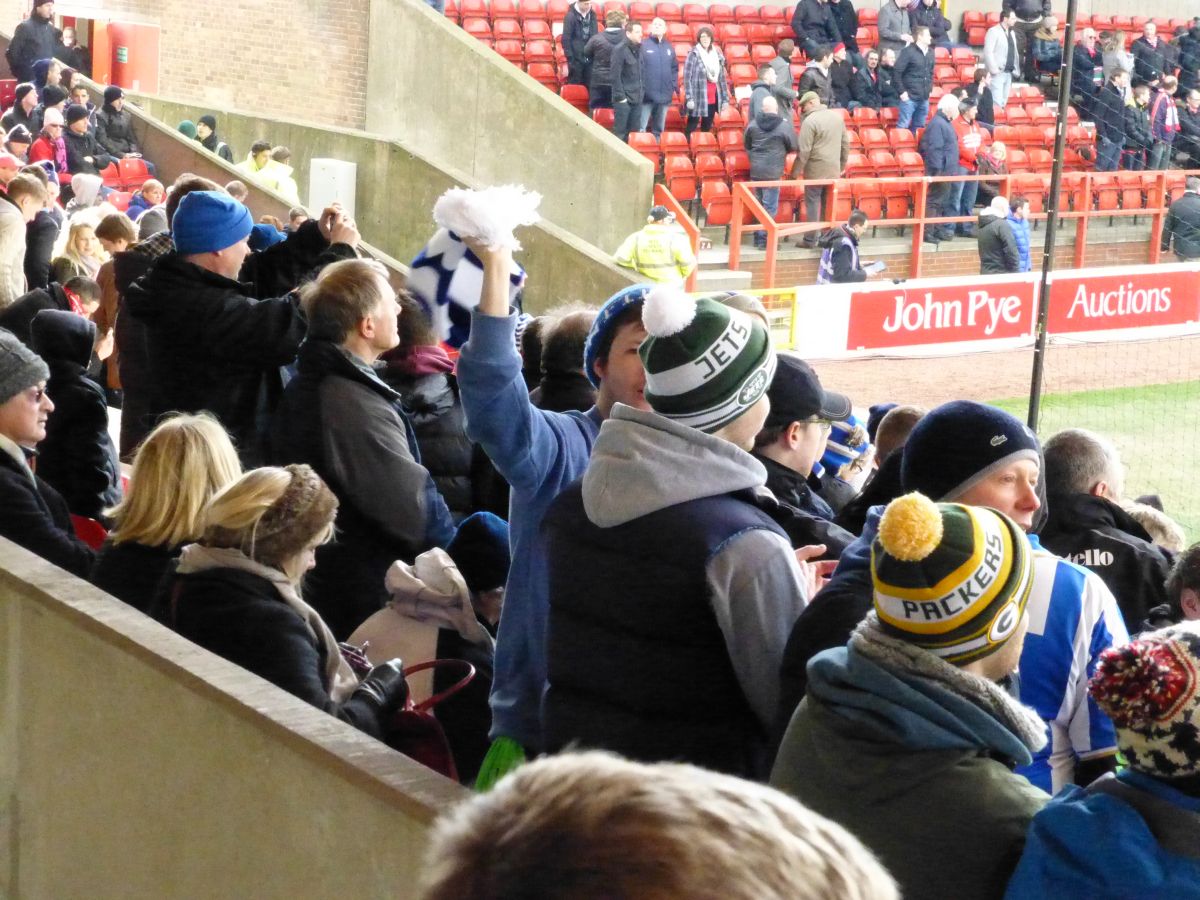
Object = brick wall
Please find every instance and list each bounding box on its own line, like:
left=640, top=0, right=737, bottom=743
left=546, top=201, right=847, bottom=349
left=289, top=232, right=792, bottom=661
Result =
left=1, top=0, right=370, bottom=129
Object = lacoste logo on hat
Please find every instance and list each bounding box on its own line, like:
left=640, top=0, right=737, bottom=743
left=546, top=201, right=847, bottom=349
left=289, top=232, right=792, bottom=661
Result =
left=990, top=435, right=1008, bottom=447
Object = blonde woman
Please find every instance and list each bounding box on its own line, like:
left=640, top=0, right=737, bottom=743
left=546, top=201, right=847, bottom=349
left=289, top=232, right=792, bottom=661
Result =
left=159, top=464, right=410, bottom=738
left=1101, top=31, right=1134, bottom=99
left=92, top=413, right=242, bottom=613
left=50, top=215, right=106, bottom=282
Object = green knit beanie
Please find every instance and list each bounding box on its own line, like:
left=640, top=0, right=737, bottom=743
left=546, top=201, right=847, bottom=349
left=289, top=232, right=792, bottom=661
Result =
left=638, top=286, right=776, bottom=433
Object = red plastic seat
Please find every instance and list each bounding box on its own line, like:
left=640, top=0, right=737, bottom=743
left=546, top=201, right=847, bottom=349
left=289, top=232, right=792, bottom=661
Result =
left=99, top=162, right=122, bottom=189
left=860, top=126, right=889, bottom=154
left=682, top=3, right=707, bottom=25
left=734, top=4, right=760, bottom=23
left=725, top=150, right=750, bottom=181
left=492, top=18, right=522, bottom=38
left=1118, top=172, right=1145, bottom=210
left=725, top=44, right=752, bottom=66
left=689, top=131, right=719, bottom=155
left=728, top=63, right=757, bottom=86
left=843, top=152, right=871, bottom=177
left=868, top=149, right=901, bottom=177
left=655, top=1, right=682, bottom=21
left=701, top=181, right=734, bottom=226
left=664, top=156, right=698, bottom=203
left=760, top=5, right=784, bottom=24
left=629, top=132, right=661, bottom=170
left=851, top=107, right=880, bottom=128
left=1026, top=148, right=1053, bottom=172
left=751, top=44, right=775, bottom=66
left=1093, top=173, right=1119, bottom=211
left=851, top=180, right=884, bottom=220
left=717, top=129, right=743, bottom=156
left=462, top=16, right=492, bottom=37
left=524, top=39, right=556, bottom=63
left=119, top=157, right=153, bottom=191
left=592, top=107, right=615, bottom=128
left=527, top=62, right=560, bottom=88
left=714, top=105, right=743, bottom=138
left=560, top=83, right=589, bottom=113
left=1006, top=149, right=1030, bottom=173
left=494, top=38, right=524, bottom=62
left=895, top=149, right=925, bottom=176
left=1011, top=174, right=1048, bottom=212
left=444, top=0, right=460, bottom=21
left=523, top=18, right=553, bottom=38
left=70, top=515, right=109, bottom=551
left=887, top=128, right=916, bottom=153
left=660, top=131, right=690, bottom=161
left=629, top=0, right=654, bottom=18
left=694, top=153, right=727, bottom=186
left=708, top=3, right=736, bottom=24
left=460, top=0, right=488, bottom=17
left=519, top=0, right=545, bottom=20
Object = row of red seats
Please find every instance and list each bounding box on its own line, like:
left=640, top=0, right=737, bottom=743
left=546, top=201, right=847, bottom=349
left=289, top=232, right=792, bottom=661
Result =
left=99, top=157, right=153, bottom=192
left=446, top=0, right=793, bottom=27
left=962, top=11, right=1194, bottom=47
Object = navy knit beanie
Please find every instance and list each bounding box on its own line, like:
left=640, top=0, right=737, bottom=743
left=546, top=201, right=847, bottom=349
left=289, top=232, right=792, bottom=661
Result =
left=445, top=512, right=511, bottom=594
left=901, top=401, right=1041, bottom=502
left=867, top=402, right=898, bottom=443
left=172, top=190, right=253, bottom=255
left=582, top=284, right=649, bottom=387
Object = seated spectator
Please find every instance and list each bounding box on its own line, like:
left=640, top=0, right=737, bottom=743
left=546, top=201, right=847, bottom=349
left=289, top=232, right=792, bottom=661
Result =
left=68, top=84, right=95, bottom=127
left=268, top=146, right=301, bottom=205
left=32, top=57, right=64, bottom=100
left=155, top=464, right=412, bottom=740
left=879, top=48, right=901, bottom=107
left=529, top=306, right=598, bottom=413
left=1039, top=428, right=1173, bottom=627
left=224, top=179, right=249, bottom=203
left=816, top=209, right=870, bottom=283
left=798, top=45, right=835, bottom=107
left=0, top=153, right=22, bottom=190
left=0, top=275, right=99, bottom=347
left=851, top=49, right=885, bottom=110
left=195, top=114, right=233, bottom=163
left=62, top=104, right=112, bottom=178
left=0, top=329, right=94, bottom=576
left=421, top=751, right=899, bottom=900
left=63, top=173, right=105, bottom=217
left=542, top=288, right=817, bottom=779
left=1141, top=544, right=1200, bottom=630
left=126, top=178, right=164, bottom=222
left=30, top=83, right=67, bottom=137
left=177, top=120, right=197, bottom=140
left=287, top=207, right=309, bottom=231
left=912, top=0, right=951, bottom=47
left=20, top=164, right=60, bottom=290
left=6, top=125, right=33, bottom=163
left=28, top=309, right=120, bottom=520
left=976, top=140, right=1008, bottom=206
left=1007, top=624, right=1200, bottom=897
left=51, top=217, right=105, bottom=283
left=829, top=43, right=853, bottom=108
left=834, top=404, right=926, bottom=537
left=92, top=413, right=241, bottom=612
left=1032, top=17, right=1063, bottom=75
left=0, top=174, right=47, bottom=307
left=873, top=404, right=925, bottom=466
left=268, top=258, right=455, bottom=639
left=772, top=492, right=1049, bottom=899
left=2, top=84, right=39, bottom=135
left=28, top=108, right=67, bottom=179
left=814, top=414, right=872, bottom=509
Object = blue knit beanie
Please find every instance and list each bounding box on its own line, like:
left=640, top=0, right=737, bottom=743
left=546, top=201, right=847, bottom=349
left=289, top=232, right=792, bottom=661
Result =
left=582, top=284, right=650, bottom=387
left=172, top=190, right=253, bottom=255
left=901, top=401, right=1041, bottom=502
left=445, top=512, right=511, bottom=594
left=248, top=223, right=285, bottom=251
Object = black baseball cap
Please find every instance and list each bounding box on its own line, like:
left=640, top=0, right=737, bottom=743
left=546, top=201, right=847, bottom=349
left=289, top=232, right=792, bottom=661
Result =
left=764, top=354, right=852, bottom=427
left=649, top=205, right=674, bottom=222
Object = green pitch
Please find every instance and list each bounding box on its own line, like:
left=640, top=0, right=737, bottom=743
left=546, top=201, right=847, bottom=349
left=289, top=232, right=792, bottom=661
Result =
left=993, top=380, right=1200, bottom=541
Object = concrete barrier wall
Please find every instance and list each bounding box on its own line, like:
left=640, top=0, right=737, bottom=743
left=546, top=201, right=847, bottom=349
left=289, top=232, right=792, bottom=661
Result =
left=0, top=538, right=465, bottom=899
left=365, top=0, right=654, bottom=254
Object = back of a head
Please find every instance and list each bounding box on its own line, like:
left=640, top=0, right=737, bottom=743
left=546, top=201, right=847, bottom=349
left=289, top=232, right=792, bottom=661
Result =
left=540, top=308, right=597, bottom=376
left=300, top=258, right=391, bottom=344
left=165, top=173, right=222, bottom=227
left=396, top=292, right=439, bottom=349
left=420, top=751, right=898, bottom=900
left=6, top=172, right=46, bottom=206
left=1042, top=427, right=1118, bottom=497
left=107, top=413, right=242, bottom=548
left=874, top=404, right=926, bottom=464
left=1187, top=175, right=1200, bottom=194
left=937, top=92, right=959, bottom=116
left=1166, top=544, right=1200, bottom=619
left=95, top=211, right=138, bottom=246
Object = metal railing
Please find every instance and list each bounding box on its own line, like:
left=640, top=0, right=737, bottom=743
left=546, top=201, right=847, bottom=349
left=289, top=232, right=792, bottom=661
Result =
left=725, top=170, right=1197, bottom=289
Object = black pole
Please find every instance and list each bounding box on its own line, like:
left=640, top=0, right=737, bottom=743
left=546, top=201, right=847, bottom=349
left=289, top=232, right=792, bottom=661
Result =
left=1026, top=0, right=1078, bottom=432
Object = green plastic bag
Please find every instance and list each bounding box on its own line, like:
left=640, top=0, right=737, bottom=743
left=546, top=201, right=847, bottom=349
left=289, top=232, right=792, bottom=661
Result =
left=474, top=736, right=527, bottom=792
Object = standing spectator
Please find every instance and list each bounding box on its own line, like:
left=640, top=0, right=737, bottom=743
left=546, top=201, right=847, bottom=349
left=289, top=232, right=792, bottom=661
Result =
left=951, top=97, right=986, bottom=235
left=28, top=108, right=67, bottom=179
left=798, top=0, right=841, bottom=57
left=1179, top=25, right=1200, bottom=96
left=636, top=18, right=677, bottom=139
left=977, top=196, right=1020, bottom=273
left=7, top=0, right=60, bottom=83
left=816, top=209, right=870, bottom=283
left=918, top=93, right=960, bottom=244
left=1161, top=176, right=1200, bottom=261
left=1176, top=89, right=1200, bottom=167
left=984, top=10, right=1021, bottom=110
left=0, top=329, right=95, bottom=576
left=876, top=0, right=912, bottom=58
left=612, top=205, right=696, bottom=282
left=681, top=27, right=729, bottom=137
left=94, top=86, right=144, bottom=162
left=749, top=64, right=779, bottom=120
left=851, top=49, right=885, bottom=109
left=1132, top=21, right=1170, bottom=86
left=28, top=309, right=120, bottom=520
left=829, top=0, right=858, bottom=57
left=92, top=213, right=136, bottom=401
left=1123, top=82, right=1153, bottom=171
left=790, top=91, right=850, bottom=248
left=21, top=164, right=59, bottom=290
left=1148, top=76, right=1181, bottom=170
left=829, top=43, right=854, bottom=108
left=912, top=0, right=951, bottom=48
left=1095, top=70, right=1129, bottom=171
left=1071, top=28, right=1103, bottom=121
left=53, top=26, right=88, bottom=75
left=878, top=47, right=901, bottom=108
left=744, top=96, right=798, bottom=250
left=195, top=115, right=233, bottom=163
left=1102, top=31, right=1135, bottom=95
left=1007, top=195, right=1033, bottom=272
left=1031, top=16, right=1063, bottom=76
left=2, top=84, right=39, bottom=135
left=62, top=103, right=111, bottom=177
left=609, top=21, right=645, bottom=143
left=789, top=2, right=810, bottom=56
left=893, top=25, right=934, bottom=129
left=583, top=10, right=626, bottom=110
left=767, top=40, right=799, bottom=111
left=562, top=0, right=598, bottom=88
left=0, top=174, right=45, bottom=308
left=798, top=46, right=834, bottom=107
left=1002, top=0, right=1050, bottom=84
left=269, top=259, right=455, bottom=640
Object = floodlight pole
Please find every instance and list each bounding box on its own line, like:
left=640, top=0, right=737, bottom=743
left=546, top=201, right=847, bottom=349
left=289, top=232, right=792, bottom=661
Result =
left=1026, top=0, right=1078, bottom=432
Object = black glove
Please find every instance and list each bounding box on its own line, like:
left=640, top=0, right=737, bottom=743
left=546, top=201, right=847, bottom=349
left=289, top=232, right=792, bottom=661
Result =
left=352, top=659, right=409, bottom=712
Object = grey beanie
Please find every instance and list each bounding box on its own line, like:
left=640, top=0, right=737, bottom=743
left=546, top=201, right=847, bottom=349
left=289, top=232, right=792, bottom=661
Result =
left=0, top=330, right=49, bottom=405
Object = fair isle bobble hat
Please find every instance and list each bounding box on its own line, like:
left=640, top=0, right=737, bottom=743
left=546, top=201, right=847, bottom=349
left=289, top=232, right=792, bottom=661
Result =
left=582, top=283, right=650, bottom=387
left=1090, top=623, right=1200, bottom=780
left=871, top=493, right=1034, bottom=665
left=638, top=285, right=776, bottom=433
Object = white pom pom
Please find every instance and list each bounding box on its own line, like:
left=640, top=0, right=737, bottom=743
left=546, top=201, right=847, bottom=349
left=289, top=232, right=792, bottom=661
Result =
left=432, top=185, right=542, bottom=252
left=641, top=284, right=697, bottom=337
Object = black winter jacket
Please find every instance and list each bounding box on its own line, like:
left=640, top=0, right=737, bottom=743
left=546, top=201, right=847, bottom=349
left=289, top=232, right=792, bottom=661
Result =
left=7, top=14, right=59, bottom=82
left=977, top=211, right=1020, bottom=273
left=200, top=131, right=234, bottom=163
left=610, top=36, right=645, bottom=105
left=123, top=253, right=307, bottom=466
left=0, top=446, right=94, bottom=578
left=894, top=43, right=934, bottom=100
left=584, top=28, right=625, bottom=93
left=29, top=310, right=122, bottom=520
left=818, top=224, right=865, bottom=283
left=1178, top=32, right=1200, bottom=92
left=851, top=65, right=884, bottom=109
left=1001, top=0, right=1050, bottom=23
left=24, top=210, right=58, bottom=291
left=1162, top=191, right=1200, bottom=259
left=1094, top=83, right=1127, bottom=145
left=918, top=110, right=957, bottom=174
left=62, top=128, right=112, bottom=177
left=1039, top=493, right=1174, bottom=628
left=829, top=59, right=853, bottom=107
left=156, top=565, right=391, bottom=739
left=829, top=0, right=858, bottom=52
left=92, top=539, right=178, bottom=614
left=744, top=111, right=798, bottom=180
left=1124, top=102, right=1152, bottom=151
left=878, top=65, right=901, bottom=106
left=1131, top=36, right=1169, bottom=85
left=0, top=282, right=72, bottom=347
left=798, top=0, right=841, bottom=48
left=911, top=3, right=952, bottom=43
left=95, top=104, right=139, bottom=157
left=562, top=4, right=598, bottom=68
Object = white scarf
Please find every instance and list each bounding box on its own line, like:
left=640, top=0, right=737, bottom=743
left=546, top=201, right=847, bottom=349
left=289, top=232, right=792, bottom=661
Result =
left=696, top=44, right=722, bottom=83
left=177, top=544, right=360, bottom=702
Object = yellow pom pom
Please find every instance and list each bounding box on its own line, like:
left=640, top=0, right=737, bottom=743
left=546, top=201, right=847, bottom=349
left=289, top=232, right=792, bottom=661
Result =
left=878, top=493, right=944, bottom=562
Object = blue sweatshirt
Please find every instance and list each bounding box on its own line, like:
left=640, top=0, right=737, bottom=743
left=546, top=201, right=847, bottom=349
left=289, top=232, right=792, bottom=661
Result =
left=456, top=311, right=602, bottom=750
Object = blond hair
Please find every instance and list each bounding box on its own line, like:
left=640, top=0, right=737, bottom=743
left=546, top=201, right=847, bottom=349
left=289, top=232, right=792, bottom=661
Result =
left=106, top=414, right=241, bottom=548
left=420, top=751, right=898, bottom=900
left=52, top=216, right=104, bottom=274
left=301, top=258, right=391, bottom=343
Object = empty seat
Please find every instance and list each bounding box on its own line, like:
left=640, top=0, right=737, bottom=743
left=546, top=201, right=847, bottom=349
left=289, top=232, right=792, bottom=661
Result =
left=868, top=149, right=901, bottom=177
left=523, top=18, right=552, bottom=38
left=701, top=181, right=734, bottom=226
left=524, top=39, right=556, bottom=63
left=708, top=3, right=736, bottom=24
left=660, top=131, right=690, bottom=160
left=888, top=128, right=916, bottom=153
left=494, top=38, right=524, bottom=63
left=519, top=0, right=545, bottom=20
left=527, top=62, right=559, bottom=88
left=656, top=1, right=682, bottom=20
left=725, top=150, right=750, bottom=181
left=734, top=4, right=760, bottom=23
left=492, top=18, right=522, bottom=38
left=689, top=131, right=719, bottom=155
left=560, top=83, right=590, bottom=113
left=664, top=156, right=698, bottom=203
left=695, top=153, right=728, bottom=186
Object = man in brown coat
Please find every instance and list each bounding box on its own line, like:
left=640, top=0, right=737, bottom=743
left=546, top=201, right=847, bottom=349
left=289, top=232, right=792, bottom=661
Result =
left=790, top=92, right=850, bottom=248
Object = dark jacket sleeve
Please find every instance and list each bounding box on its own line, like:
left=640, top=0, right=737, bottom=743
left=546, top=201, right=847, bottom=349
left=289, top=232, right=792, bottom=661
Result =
left=24, top=214, right=56, bottom=290
left=831, top=242, right=865, bottom=282
left=89, top=134, right=113, bottom=172
left=610, top=43, right=630, bottom=100
left=0, top=468, right=95, bottom=578
left=39, top=381, right=121, bottom=520
left=999, top=221, right=1021, bottom=272
left=197, top=291, right=307, bottom=366
left=95, top=110, right=118, bottom=158
left=237, top=219, right=349, bottom=300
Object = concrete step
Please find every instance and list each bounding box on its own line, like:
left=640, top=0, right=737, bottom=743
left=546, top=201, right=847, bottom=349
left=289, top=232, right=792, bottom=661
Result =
left=694, top=267, right=754, bottom=291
